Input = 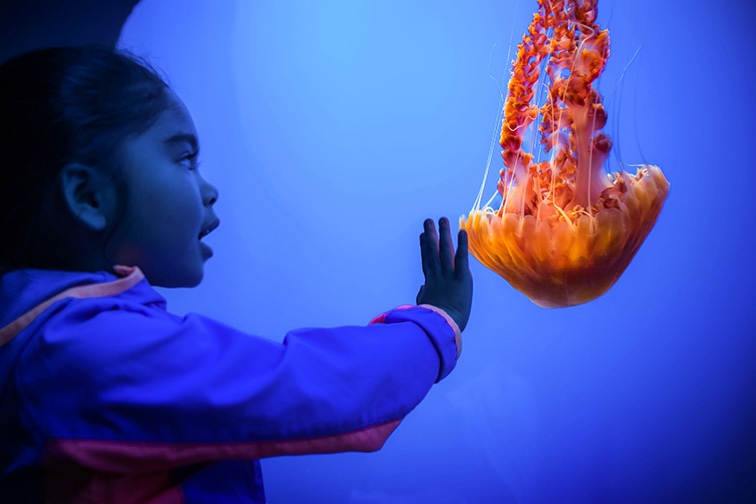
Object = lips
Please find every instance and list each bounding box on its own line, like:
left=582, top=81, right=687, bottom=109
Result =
left=199, top=219, right=220, bottom=239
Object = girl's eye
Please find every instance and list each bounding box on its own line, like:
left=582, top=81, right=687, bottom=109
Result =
left=179, top=152, right=199, bottom=170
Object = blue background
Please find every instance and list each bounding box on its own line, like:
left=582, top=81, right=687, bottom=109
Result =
left=119, top=1, right=756, bottom=502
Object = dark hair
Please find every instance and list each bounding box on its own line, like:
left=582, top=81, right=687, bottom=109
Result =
left=0, top=45, right=172, bottom=271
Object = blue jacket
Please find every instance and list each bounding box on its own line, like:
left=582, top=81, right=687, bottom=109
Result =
left=0, top=266, right=460, bottom=503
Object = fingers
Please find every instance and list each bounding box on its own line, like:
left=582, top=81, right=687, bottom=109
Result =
left=438, top=217, right=455, bottom=272
left=422, top=219, right=440, bottom=276
left=419, top=234, right=429, bottom=276
left=455, top=229, right=469, bottom=277
left=421, top=217, right=459, bottom=276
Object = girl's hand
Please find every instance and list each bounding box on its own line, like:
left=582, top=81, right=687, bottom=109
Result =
left=416, top=217, right=473, bottom=331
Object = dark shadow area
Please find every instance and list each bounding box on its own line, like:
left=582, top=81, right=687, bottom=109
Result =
left=0, top=0, right=140, bottom=64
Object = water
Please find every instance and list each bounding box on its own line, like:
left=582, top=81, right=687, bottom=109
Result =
left=119, top=1, right=756, bottom=501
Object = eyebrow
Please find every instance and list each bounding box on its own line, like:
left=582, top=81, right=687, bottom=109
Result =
left=163, top=133, right=199, bottom=153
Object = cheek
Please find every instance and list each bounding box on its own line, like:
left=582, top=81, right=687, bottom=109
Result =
left=117, top=198, right=178, bottom=250
left=167, top=184, right=204, bottom=238
left=119, top=172, right=204, bottom=250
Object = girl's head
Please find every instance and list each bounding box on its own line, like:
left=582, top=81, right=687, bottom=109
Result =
left=0, top=46, right=219, bottom=287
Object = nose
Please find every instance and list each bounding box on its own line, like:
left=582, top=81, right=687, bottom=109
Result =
left=201, top=178, right=219, bottom=207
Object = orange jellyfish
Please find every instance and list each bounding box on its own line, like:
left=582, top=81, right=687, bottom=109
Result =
left=460, top=0, right=669, bottom=308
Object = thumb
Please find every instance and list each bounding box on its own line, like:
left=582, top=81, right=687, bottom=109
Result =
left=416, top=284, right=425, bottom=304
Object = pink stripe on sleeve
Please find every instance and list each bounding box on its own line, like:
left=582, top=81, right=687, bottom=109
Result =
left=417, top=304, right=462, bottom=359
left=44, top=419, right=402, bottom=472
left=43, top=468, right=183, bottom=504
left=370, top=304, right=461, bottom=359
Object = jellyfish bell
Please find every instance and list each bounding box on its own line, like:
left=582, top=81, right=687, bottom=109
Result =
left=460, top=0, right=669, bottom=308
left=463, top=164, right=668, bottom=308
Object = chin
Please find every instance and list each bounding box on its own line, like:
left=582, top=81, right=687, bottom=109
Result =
left=178, top=268, right=204, bottom=288
left=146, top=265, right=204, bottom=288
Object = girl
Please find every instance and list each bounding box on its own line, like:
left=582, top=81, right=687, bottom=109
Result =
left=0, top=46, right=472, bottom=503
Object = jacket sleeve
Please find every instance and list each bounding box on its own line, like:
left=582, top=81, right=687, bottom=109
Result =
left=16, top=294, right=460, bottom=473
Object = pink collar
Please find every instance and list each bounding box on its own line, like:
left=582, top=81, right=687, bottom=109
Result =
left=0, top=266, right=144, bottom=347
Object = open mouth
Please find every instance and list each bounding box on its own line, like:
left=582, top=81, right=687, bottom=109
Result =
left=199, top=219, right=220, bottom=239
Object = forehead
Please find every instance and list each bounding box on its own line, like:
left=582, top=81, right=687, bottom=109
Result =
left=147, top=93, right=198, bottom=140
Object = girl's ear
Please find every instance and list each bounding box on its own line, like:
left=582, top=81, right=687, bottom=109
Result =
left=59, top=163, right=117, bottom=232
